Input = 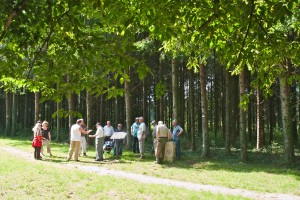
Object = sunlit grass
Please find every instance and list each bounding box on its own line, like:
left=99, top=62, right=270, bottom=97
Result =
left=0, top=152, right=248, bottom=200
left=0, top=137, right=300, bottom=195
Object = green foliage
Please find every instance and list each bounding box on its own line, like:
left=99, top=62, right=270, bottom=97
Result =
left=155, top=81, right=167, bottom=99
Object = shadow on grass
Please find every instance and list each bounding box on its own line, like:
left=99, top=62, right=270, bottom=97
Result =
left=160, top=148, right=300, bottom=178
left=2, top=136, right=300, bottom=178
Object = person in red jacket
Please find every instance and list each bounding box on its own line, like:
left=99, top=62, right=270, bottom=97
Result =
left=32, top=121, right=43, bottom=160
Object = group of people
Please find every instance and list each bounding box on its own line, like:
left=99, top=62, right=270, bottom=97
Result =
left=32, top=117, right=184, bottom=164
left=67, top=119, right=125, bottom=161
left=31, top=120, right=52, bottom=160
left=131, top=117, right=184, bottom=163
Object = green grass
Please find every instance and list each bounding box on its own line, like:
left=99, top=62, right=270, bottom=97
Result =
left=0, top=151, right=248, bottom=200
left=1, top=137, right=300, bottom=196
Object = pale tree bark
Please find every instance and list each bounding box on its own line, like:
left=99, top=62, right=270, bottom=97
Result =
left=172, top=58, right=179, bottom=121
left=34, top=92, right=40, bottom=123
left=199, top=63, right=210, bottom=158
left=225, top=70, right=231, bottom=154
left=280, top=59, right=295, bottom=166
left=124, top=67, right=132, bottom=147
left=86, top=90, right=92, bottom=144
left=239, top=69, right=248, bottom=162
left=68, top=94, right=74, bottom=129
left=189, top=70, right=196, bottom=151
left=86, top=90, right=92, bottom=129
left=256, top=83, right=264, bottom=150
left=115, top=96, right=119, bottom=125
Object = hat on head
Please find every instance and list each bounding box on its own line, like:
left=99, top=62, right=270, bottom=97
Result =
left=158, top=121, right=163, bottom=125
left=76, top=119, right=84, bottom=123
left=95, top=122, right=101, bottom=126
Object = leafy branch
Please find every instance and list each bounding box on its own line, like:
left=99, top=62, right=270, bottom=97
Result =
left=0, top=0, right=27, bottom=41
left=234, top=0, right=255, bottom=67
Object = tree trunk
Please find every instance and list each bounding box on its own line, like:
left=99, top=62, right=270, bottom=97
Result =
left=239, top=70, right=248, bottom=161
left=11, top=92, right=17, bottom=136
left=124, top=67, right=132, bottom=147
left=269, top=95, right=275, bottom=144
left=24, top=90, right=28, bottom=129
left=199, top=63, right=210, bottom=158
left=280, top=60, right=295, bottom=166
left=172, top=58, right=179, bottom=121
left=290, top=82, right=298, bottom=145
left=86, top=90, right=92, bottom=144
left=256, top=84, right=263, bottom=150
left=56, top=101, right=62, bottom=142
left=34, top=92, right=40, bottom=123
left=225, top=70, right=231, bottom=154
left=5, top=92, right=11, bottom=136
left=189, top=70, right=196, bottom=151
left=68, top=94, right=74, bottom=129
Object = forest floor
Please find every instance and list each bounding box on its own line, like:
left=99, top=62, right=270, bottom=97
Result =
left=1, top=144, right=300, bottom=200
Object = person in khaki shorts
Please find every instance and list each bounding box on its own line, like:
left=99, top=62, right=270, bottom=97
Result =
left=155, top=121, right=171, bottom=164
left=67, top=119, right=92, bottom=161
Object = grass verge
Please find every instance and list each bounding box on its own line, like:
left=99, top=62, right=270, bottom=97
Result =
left=0, top=151, right=248, bottom=200
left=0, top=137, right=300, bottom=196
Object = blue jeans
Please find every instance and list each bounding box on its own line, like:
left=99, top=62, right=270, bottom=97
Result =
left=173, top=138, right=181, bottom=159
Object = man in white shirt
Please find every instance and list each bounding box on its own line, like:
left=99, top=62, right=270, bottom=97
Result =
left=137, top=117, right=146, bottom=159
left=104, top=121, right=114, bottom=142
left=89, top=122, right=104, bottom=161
left=67, top=119, right=92, bottom=161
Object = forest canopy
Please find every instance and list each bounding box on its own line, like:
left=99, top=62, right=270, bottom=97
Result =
left=0, top=0, right=299, bottom=165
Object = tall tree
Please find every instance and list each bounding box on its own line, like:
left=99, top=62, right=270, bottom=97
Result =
left=239, top=69, right=248, bottom=161
left=199, top=63, right=210, bottom=158
left=124, top=67, right=132, bottom=147
left=172, top=58, right=179, bottom=121
left=34, top=92, right=39, bottom=123
left=280, top=59, right=295, bottom=166
left=225, top=70, right=231, bottom=154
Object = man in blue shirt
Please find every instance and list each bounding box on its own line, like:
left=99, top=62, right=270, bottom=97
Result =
left=131, top=117, right=140, bottom=153
left=172, top=120, right=183, bottom=160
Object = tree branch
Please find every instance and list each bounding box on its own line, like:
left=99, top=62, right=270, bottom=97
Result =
left=0, top=0, right=27, bottom=42
left=234, top=0, right=255, bottom=66
left=27, top=9, right=70, bottom=78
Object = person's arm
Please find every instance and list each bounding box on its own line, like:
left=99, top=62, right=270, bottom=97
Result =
left=142, top=124, right=145, bottom=138
left=79, top=127, right=92, bottom=135
left=177, top=127, right=183, bottom=137
left=168, top=129, right=171, bottom=140
left=48, top=131, right=51, bottom=142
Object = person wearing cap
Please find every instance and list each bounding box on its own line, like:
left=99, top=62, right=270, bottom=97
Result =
left=137, top=117, right=146, bottom=159
left=89, top=122, right=104, bottom=161
left=113, top=123, right=125, bottom=157
left=155, top=121, right=171, bottom=164
left=150, top=120, right=157, bottom=154
left=67, top=119, right=92, bottom=161
left=103, top=121, right=114, bottom=142
left=172, top=120, right=184, bottom=160
left=131, top=117, right=140, bottom=153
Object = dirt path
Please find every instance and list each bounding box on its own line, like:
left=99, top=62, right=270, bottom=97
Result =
left=1, top=146, right=300, bottom=200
